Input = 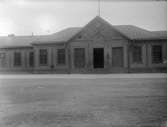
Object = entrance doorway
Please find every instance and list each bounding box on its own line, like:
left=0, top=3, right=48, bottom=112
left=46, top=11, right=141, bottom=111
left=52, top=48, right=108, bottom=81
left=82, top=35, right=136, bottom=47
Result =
left=93, top=48, right=104, bottom=68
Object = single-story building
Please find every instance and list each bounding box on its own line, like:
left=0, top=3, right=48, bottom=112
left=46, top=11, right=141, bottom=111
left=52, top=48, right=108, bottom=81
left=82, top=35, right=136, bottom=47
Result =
left=0, top=16, right=167, bottom=73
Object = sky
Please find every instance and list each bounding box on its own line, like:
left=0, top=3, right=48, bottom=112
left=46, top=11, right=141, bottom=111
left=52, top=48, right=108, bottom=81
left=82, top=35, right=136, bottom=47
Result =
left=0, top=0, right=167, bottom=36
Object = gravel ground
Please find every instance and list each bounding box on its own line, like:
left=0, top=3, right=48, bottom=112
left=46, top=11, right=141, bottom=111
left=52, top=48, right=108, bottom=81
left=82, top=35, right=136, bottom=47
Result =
left=0, top=74, right=167, bottom=127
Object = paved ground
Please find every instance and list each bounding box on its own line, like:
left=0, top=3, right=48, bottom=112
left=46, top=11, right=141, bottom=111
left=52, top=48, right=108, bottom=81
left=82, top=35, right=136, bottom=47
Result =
left=0, top=73, right=167, bottom=79
left=0, top=74, right=167, bottom=127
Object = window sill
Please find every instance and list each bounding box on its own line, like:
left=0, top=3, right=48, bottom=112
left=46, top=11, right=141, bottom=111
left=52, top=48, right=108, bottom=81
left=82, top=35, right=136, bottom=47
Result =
left=57, top=64, right=66, bottom=66
left=13, top=65, right=22, bottom=67
left=132, top=62, right=143, bottom=65
left=39, top=64, right=48, bottom=66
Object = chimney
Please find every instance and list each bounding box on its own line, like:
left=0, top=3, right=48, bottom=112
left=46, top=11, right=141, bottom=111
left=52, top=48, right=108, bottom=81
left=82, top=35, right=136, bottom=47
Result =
left=8, top=34, right=15, bottom=37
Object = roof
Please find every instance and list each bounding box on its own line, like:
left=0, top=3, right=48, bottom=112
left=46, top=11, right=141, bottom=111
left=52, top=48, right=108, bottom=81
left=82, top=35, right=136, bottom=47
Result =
left=32, top=27, right=81, bottom=45
left=114, top=25, right=167, bottom=40
left=0, top=35, right=40, bottom=48
left=153, top=31, right=167, bottom=38
left=0, top=27, right=81, bottom=48
left=0, top=16, right=166, bottom=48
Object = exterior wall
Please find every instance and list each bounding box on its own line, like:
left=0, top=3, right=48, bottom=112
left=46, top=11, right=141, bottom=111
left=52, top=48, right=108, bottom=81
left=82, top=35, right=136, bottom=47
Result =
left=69, top=39, right=128, bottom=73
left=129, top=40, right=167, bottom=73
left=0, top=40, right=167, bottom=73
left=33, top=44, right=69, bottom=73
left=0, top=47, right=33, bottom=72
left=67, top=17, right=129, bottom=73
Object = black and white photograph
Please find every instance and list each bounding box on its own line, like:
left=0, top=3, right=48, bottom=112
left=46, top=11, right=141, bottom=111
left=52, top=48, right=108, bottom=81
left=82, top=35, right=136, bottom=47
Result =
left=0, top=0, right=167, bottom=126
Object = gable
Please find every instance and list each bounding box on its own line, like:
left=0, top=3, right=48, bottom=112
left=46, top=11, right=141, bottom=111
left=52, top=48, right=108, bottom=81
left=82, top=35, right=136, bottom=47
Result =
left=71, top=16, right=126, bottom=42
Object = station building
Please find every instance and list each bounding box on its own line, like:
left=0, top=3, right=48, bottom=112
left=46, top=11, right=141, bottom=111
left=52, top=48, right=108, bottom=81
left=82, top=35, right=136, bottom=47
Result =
left=0, top=16, right=167, bottom=73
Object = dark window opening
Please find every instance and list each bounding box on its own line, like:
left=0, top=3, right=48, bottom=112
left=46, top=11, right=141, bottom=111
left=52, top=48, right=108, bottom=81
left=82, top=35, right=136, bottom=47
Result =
left=152, top=45, right=162, bottom=64
left=57, top=49, right=66, bottom=65
left=14, top=52, right=21, bottom=66
left=93, top=48, right=104, bottom=68
left=132, top=45, right=142, bottom=64
left=39, top=49, right=48, bottom=65
left=78, top=35, right=82, bottom=39
left=29, top=52, right=34, bottom=67
left=74, top=48, right=85, bottom=68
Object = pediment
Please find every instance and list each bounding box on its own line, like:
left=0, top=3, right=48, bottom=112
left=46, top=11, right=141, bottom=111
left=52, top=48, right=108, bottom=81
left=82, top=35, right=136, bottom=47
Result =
left=71, top=16, right=125, bottom=42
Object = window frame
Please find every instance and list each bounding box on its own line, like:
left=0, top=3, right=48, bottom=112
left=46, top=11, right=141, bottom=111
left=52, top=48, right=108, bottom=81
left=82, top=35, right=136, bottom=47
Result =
left=57, top=49, right=66, bottom=65
left=0, top=53, right=5, bottom=59
left=73, top=48, right=85, bottom=69
left=151, top=45, right=163, bottom=64
left=29, top=52, right=34, bottom=67
left=132, top=45, right=143, bottom=64
left=39, top=49, right=48, bottom=66
left=14, top=52, right=22, bottom=67
left=0, top=52, right=6, bottom=67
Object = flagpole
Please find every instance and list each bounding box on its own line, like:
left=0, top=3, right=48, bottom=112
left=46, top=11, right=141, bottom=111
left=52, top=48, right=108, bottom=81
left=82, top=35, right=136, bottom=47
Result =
left=98, top=0, right=100, bottom=17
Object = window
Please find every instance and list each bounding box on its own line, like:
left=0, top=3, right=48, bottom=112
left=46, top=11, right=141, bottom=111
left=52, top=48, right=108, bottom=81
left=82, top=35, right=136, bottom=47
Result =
left=132, top=45, right=142, bottom=64
left=14, top=52, right=21, bottom=66
left=39, top=49, right=48, bottom=65
left=152, top=45, right=162, bottom=64
left=0, top=53, right=5, bottom=59
left=57, top=49, right=66, bottom=65
left=29, top=52, right=34, bottom=67
left=0, top=53, right=6, bottom=67
left=74, top=48, right=85, bottom=68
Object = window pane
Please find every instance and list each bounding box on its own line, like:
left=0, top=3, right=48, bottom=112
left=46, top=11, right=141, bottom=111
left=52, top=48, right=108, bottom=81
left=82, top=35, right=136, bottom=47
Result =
left=152, top=45, right=162, bottom=64
left=57, top=49, right=65, bottom=65
left=29, top=52, right=34, bottom=67
left=14, top=52, right=21, bottom=66
left=74, top=48, right=85, bottom=68
left=132, top=46, right=142, bottom=64
left=39, top=49, right=47, bottom=65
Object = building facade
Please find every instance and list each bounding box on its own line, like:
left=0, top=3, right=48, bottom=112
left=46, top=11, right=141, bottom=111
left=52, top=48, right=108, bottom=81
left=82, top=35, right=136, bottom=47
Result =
left=0, top=16, right=167, bottom=73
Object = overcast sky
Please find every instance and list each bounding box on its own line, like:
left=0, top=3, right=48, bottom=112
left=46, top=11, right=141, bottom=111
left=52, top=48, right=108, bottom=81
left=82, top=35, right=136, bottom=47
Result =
left=0, top=0, right=167, bottom=36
